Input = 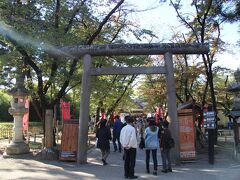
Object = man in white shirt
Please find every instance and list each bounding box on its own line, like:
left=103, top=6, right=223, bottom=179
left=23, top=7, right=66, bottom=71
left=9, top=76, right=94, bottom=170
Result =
left=120, top=116, right=138, bottom=179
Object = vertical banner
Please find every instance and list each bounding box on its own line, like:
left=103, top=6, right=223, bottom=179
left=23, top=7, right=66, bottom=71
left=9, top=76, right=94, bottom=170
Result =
left=178, top=109, right=196, bottom=161
left=61, top=101, right=71, bottom=120
left=22, top=99, right=29, bottom=131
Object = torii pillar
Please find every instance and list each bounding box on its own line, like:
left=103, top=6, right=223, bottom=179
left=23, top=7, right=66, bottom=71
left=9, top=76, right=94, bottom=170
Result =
left=77, top=54, right=92, bottom=164
left=165, top=52, right=180, bottom=163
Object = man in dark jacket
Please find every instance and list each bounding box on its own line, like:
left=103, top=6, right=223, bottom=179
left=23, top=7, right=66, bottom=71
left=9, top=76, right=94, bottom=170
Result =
left=113, top=115, right=123, bottom=152
left=160, top=120, right=173, bottom=173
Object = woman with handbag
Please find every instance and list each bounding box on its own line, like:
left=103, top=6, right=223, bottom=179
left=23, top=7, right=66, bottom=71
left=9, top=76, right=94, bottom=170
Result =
left=144, top=118, right=160, bottom=175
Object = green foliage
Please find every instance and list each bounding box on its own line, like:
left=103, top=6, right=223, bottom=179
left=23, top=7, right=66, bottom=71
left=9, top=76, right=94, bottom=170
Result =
left=0, top=0, right=159, bottom=124
left=0, top=90, right=12, bottom=122
left=28, top=122, right=42, bottom=128
left=213, top=67, right=235, bottom=116
left=0, top=121, right=42, bottom=128
left=0, top=122, right=12, bottom=128
left=89, top=55, right=151, bottom=115
left=4, top=0, right=237, bottom=126
left=165, top=0, right=236, bottom=116
left=134, top=56, right=167, bottom=112
left=28, top=141, right=42, bottom=150
left=0, top=122, right=42, bottom=140
left=136, top=0, right=239, bottom=115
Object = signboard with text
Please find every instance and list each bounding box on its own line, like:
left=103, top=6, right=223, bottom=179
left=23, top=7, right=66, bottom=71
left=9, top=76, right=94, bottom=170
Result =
left=203, top=111, right=216, bottom=129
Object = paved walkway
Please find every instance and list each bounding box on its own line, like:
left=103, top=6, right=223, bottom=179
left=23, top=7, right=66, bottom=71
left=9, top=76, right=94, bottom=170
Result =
left=0, top=138, right=240, bottom=180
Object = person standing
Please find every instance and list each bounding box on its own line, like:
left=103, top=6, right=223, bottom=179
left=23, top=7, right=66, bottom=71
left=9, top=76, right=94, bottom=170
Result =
left=144, top=118, right=159, bottom=175
left=113, top=115, right=123, bottom=152
left=96, top=120, right=112, bottom=165
left=120, top=116, right=138, bottom=179
left=160, top=120, right=173, bottom=173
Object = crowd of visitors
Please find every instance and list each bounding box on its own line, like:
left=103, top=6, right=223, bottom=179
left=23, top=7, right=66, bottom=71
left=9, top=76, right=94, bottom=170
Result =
left=95, top=114, right=174, bottom=179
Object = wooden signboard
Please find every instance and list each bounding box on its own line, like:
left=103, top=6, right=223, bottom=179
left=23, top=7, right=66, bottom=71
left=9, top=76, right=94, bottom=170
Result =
left=178, top=109, right=196, bottom=161
left=59, top=119, right=79, bottom=161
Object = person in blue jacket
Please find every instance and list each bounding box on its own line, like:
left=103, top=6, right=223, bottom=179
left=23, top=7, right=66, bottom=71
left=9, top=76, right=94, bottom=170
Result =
left=144, top=118, right=160, bottom=175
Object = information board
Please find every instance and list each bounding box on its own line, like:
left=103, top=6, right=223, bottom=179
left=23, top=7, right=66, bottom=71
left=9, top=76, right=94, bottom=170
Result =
left=203, top=111, right=216, bottom=129
left=178, top=109, right=196, bottom=161
left=59, top=120, right=79, bottom=161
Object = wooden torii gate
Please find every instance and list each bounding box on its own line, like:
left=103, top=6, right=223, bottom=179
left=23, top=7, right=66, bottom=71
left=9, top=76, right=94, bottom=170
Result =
left=57, top=43, right=209, bottom=164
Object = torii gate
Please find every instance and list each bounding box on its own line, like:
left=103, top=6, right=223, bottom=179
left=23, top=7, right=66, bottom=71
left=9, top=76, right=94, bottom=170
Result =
left=57, top=43, right=209, bottom=164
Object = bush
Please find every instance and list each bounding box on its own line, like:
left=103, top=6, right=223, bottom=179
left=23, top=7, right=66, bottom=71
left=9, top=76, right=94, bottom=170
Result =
left=0, top=122, right=42, bottom=128
left=0, top=122, right=12, bottom=128
left=29, top=122, right=42, bottom=128
left=0, top=91, right=13, bottom=122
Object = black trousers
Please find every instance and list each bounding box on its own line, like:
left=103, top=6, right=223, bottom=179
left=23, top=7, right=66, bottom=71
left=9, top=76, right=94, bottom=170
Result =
left=146, top=149, right=158, bottom=171
left=113, top=133, right=121, bottom=151
left=124, top=148, right=136, bottom=178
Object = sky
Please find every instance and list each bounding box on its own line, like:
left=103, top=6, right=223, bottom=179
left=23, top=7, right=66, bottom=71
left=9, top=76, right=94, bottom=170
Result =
left=127, top=0, right=240, bottom=70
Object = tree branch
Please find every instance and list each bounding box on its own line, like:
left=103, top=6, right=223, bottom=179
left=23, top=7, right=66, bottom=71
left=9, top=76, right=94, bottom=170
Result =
left=170, top=0, right=199, bottom=42
left=53, top=58, right=78, bottom=105
left=87, top=0, right=125, bottom=44
left=64, top=0, right=87, bottom=33
left=106, top=74, right=136, bottom=116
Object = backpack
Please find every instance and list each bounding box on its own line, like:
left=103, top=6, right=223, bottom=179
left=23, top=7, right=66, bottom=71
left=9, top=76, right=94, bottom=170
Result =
left=166, top=137, right=175, bottom=149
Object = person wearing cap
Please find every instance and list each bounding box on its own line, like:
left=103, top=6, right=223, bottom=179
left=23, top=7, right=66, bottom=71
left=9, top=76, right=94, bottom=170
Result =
left=160, top=120, right=173, bottom=173
left=120, top=115, right=138, bottom=179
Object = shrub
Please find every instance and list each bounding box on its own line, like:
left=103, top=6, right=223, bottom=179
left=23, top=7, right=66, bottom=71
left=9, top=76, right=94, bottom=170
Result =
left=0, top=91, right=13, bottom=122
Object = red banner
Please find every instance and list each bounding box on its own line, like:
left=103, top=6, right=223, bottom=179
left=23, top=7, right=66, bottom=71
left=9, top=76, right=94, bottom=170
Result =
left=61, top=101, right=71, bottom=120
left=22, top=99, right=29, bottom=131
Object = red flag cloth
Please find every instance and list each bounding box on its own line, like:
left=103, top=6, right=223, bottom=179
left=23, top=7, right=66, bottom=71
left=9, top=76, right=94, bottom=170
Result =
left=61, top=101, right=71, bottom=120
left=155, top=107, right=160, bottom=124
left=101, top=113, right=106, bottom=120
left=22, top=99, right=29, bottom=131
left=159, top=107, right=164, bottom=119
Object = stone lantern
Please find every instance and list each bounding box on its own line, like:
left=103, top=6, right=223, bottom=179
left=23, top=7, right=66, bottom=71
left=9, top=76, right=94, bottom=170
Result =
left=228, top=69, right=240, bottom=159
left=4, top=73, right=30, bottom=155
